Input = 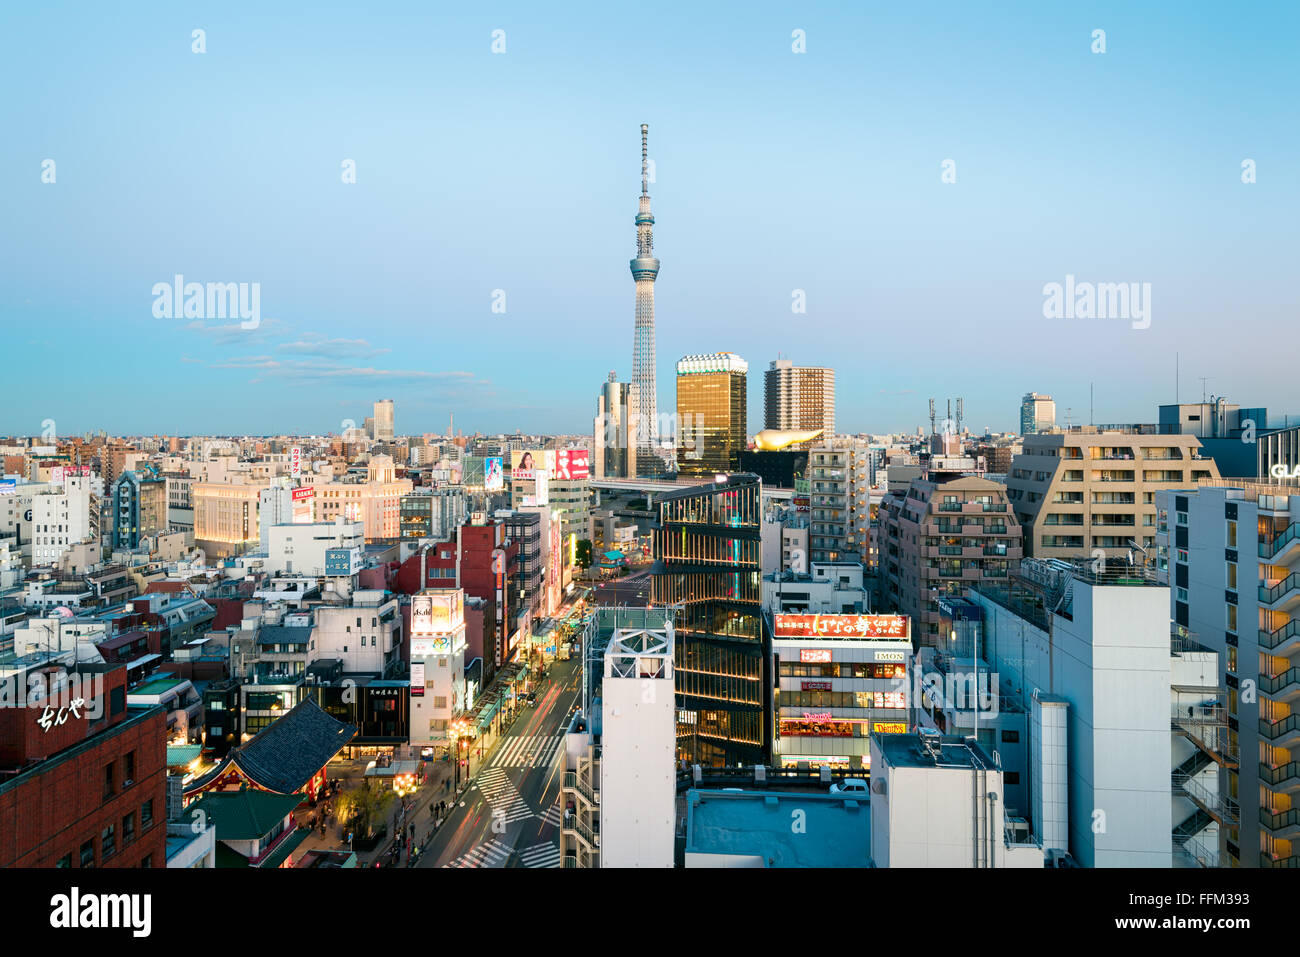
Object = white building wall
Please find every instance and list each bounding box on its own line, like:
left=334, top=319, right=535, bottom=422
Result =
left=265, top=521, right=364, bottom=577
left=1031, top=693, right=1069, bottom=854
left=600, top=634, right=675, bottom=867
left=1055, top=581, right=1172, bottom=867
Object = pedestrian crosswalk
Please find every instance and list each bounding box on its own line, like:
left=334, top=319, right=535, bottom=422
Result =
left=491, top=731, right=566, bottom=769
left=475, top=768, right=534, bottom=824
left=443, top=838, right=512, bottom=868
left=538, top=805, right=563, bottom=827
left=518, top=842, right=561, bottom=868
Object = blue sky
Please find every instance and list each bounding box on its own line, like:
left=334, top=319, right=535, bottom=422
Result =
left=1, top=1, right=1297, bottom=437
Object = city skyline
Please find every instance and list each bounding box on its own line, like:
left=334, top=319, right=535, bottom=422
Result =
left=3, top=3, right=1297, bottom=437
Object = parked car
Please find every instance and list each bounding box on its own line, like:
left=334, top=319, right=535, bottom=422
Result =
left=828, top=778, right=868, bottom=795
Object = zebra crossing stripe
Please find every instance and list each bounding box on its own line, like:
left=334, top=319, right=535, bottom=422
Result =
left=444, top=839, right=511, bottom=868
left=492, top=732, right=569, bottom=768
left=519, top=842, right=561, bottom=868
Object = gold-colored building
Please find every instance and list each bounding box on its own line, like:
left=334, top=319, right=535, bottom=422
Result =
left=675, top=353, right=748, bottom=476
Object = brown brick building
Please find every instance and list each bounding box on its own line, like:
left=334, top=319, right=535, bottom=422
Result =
left=0, top=663, right=166, bottom=868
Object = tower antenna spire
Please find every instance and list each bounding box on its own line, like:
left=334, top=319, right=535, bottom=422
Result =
left=641, top=123, right=649, bottom=197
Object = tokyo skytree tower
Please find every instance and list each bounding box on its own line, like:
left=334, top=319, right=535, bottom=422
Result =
left=630, top=123, right=660, bottom=471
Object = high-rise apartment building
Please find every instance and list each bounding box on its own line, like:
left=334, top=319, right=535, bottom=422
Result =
left=764, top=359, right=835, bottom=442
left=650, top=474, right=766, bottom=766
left=877, top=474, right=1022, bottom=646
left=1005, top=428, right=1220, bottom=560
left=593, top=373, right=638, bottom=479
left=1155, top=482, right=1300, bottom=868
left=109, top=469, right=167, bottom=549
left=675, top=353, right=747, bottom=476
left=374, top=399, right=395, bottom=442
left=630, top=125, right=660, bottom=474
left=1020, top=393, right=1056, bottom=435
left=807, top=445, right=872, bottom=563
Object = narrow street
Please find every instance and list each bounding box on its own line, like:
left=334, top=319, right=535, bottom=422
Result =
left=418, top=654, right=583, bottom=868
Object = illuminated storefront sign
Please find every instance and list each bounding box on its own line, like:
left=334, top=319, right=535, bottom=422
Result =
left=410, top=662, right=425, bottom=697
left=801, top=681, right=832, bottom=691
left=872, top=722, right=907, bottom=734
left=776, top=614, right=910, bottom=639
left=800, top=649, right=833, bottom=664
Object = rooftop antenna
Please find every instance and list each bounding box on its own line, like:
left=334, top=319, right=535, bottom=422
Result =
left=956, top=398, right=964, bottom=435
left=1199, top=377, right=1211, bottom=405
left=929, top=399, right=936, bottom=436
left=1090, top=383, right=1094, bottom=426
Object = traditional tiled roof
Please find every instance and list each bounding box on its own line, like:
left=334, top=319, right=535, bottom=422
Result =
left=229, top=698, right=356, bottom=794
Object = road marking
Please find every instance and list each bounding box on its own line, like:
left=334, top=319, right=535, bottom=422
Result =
left=518, top=841, right=561, bottom=868
left=443, top=838, right=512, bottom=868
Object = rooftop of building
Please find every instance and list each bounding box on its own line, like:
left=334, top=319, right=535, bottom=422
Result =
left=683, top=787, right=870, bottom=868
left=876, top=730, right=997, bottom=771
left=129, top=673, right=189, bottom=697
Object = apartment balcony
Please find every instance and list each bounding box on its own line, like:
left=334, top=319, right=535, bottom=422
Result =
left=1259, top=851, right=1300, bottom=868
left=1260, top=806, right=1300, bottom=839
left=1259, top=573, right=1300, bottom=611
left=1260, top=714, right=1300, bottom=748
left=1260, top=621, right=1300, bottom=655
left=1260, top=667, right=1300, bottom=702
left=1261, top=523, right=1300, bottom=563
left=1259, top=760, right=1300, bottom=790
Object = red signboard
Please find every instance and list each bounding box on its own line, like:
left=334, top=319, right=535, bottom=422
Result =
left=776, top=614, right=909, bottom=640
left=291, top=487, right=314, bottom=501
left=553, top=449, right=590, bottom=481
left=801, top=681, right=832, bottom=691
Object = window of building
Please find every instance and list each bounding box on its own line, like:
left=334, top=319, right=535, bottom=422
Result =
left=125, top=750, right=135, bottom=785
left=1226, top=604, right=1237, bottom=633
left=1226, top=563, right=1237, bottom=590
left=1226, top=520, right=1237, bottom=548
left=79, top=840, right=94, bottom=868
left=1004, top=772, right=1020, bottom=785
left=103, top=762, right=115, bottom=800
left=1000, top=730, right=1019, bottom=743
left=141, top=800, right=154, bottom=828
left=101, top=824, right=115, bottom=859
left=434, top=696, right=448, bottom=709
left=57, top=853, right=72, bottom=868
left=1177, top=587, right=1188, bottom=602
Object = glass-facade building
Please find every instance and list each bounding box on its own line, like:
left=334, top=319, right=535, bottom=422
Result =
left=651, top=474, right=768, bottom=766
left=676, top=353, right=748, bottom=476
